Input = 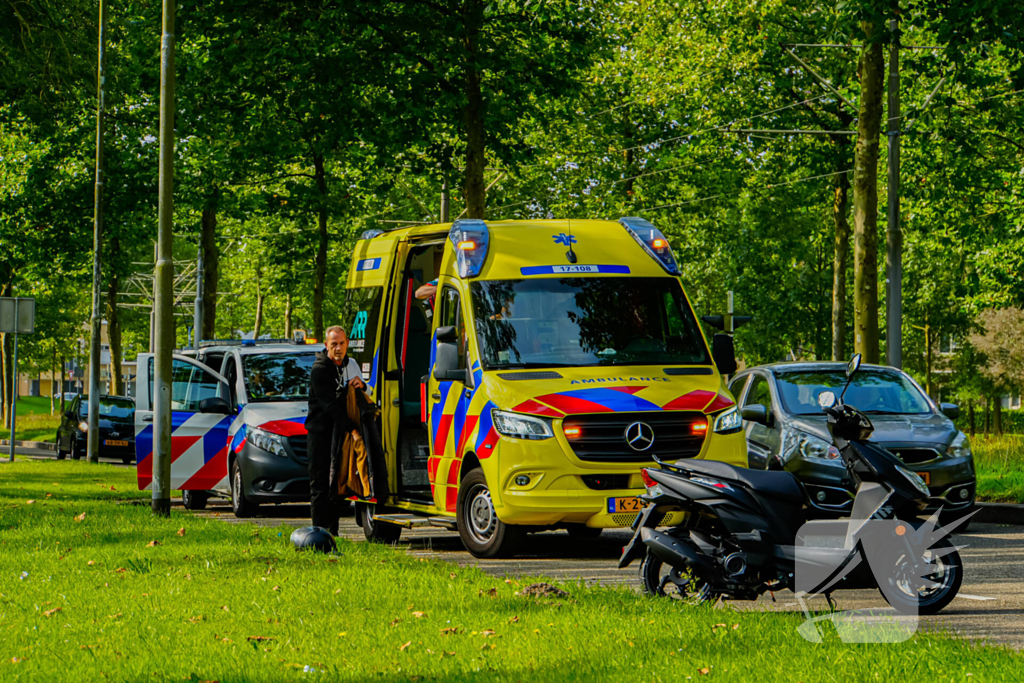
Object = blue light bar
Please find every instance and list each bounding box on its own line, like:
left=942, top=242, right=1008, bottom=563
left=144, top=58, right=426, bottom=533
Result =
left=448, top=219, right=490, bottom=278
left=619, top=217, right=680, bottom=275
left=359, top=229, right=384, bottom=240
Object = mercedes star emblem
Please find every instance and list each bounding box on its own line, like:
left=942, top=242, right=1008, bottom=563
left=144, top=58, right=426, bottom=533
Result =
left=624, top=421, right=655, bottom=452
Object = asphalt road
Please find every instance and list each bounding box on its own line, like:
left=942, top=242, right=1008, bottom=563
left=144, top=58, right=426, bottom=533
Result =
left=189, top=500, right=1024, bottom=649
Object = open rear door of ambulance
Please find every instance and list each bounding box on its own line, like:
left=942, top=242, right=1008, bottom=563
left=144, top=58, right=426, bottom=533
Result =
left=135, top=354, right=234, bottom=493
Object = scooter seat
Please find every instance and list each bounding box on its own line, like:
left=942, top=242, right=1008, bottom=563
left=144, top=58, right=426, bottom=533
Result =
left=673, top=459, right=804, bottom=503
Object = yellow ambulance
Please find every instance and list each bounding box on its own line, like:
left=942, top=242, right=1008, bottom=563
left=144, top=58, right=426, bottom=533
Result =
left=342, top=218, right=745, bottom=558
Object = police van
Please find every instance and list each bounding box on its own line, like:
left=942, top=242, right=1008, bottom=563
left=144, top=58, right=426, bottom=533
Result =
left=341, top=217, right=747, bottom=558
left=133, top=341, right=316, bottom=517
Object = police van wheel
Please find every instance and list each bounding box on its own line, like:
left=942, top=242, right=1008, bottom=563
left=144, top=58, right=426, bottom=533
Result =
left=182, top=490, right=209, bottom=511
left=230, top=461, right=259, bottom=518
left=457, top=468, right=522, bottom=559
left=358, top=503, right=402, bottom=544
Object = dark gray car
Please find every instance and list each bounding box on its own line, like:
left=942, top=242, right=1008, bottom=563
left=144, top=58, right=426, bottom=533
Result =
left=728, top=362, right=975, bottom=522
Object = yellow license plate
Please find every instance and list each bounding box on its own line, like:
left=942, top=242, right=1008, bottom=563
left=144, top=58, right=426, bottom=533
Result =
left=608, top=497, right=644, bottom=513
left=916, top=472, right=931, bottom=485
left=104, top=439, right=128, bottom=447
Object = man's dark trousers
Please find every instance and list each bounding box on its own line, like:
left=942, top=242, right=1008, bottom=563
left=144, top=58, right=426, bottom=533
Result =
left=306, top=428, right=339, bottom=535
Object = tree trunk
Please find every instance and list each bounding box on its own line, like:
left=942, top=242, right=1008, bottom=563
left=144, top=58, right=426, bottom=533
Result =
left=983, top=398, right=990, bottom=435
left=994, top=395, right=1003, bottom=435
left=831, top=170, right=851, bottom=361
left=462, top=0, right=486, bottom=219
left=852, top=25, right=884, bottom=364
left=50, top=343, right=56, bottom=413
left=253, top=262, right=265, bottom=340
left=284, top=293, right=293, bottom=340
left=312, top=153, right=328, bottom=341
left=107, top=256, right=123, bottom=396
left=200, top=190, right=220, bottom=341
left=968, top=400, right=975, bottom=437
left=59, top=355, right=66, bottom=414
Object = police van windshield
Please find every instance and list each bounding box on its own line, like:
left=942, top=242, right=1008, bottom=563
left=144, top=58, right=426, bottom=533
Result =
left=470, top=277, right=709, bottom=369
left=242, top=353, right=316, bottom=402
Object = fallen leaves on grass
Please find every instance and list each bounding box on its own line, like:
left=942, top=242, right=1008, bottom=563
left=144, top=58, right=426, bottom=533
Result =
left=411, top=611, right=426, bottom=618
left=43, top=607, right=62, bottom=617
left=87, top=561, right=95, bottom=566
left=508, top=616, right=520, bottom=624
left=399, top=641, right=411, bottom=652
left=272, top=585, right=281, bottom=592
left=517, top=583, right=568, bottom=599
left=189, top=616, right=205, bottom=624
left=26, top=500, right=35, bottom=504
left=114, top=568, right=127, bottom=574
left=11, top=657, right=26, bottom=663
left=107, top=613, right=122, bottom=620
left=221, top=606, right=230, bottom=612
left=479, top=630, right=497, bottom=637
left=389, top=618, right=402, bottom=627
left=480, top=643, right=495, bottom=650
left=146, top=540, right=161, bottom=547
left=440, top=627, right=460, bottom=635
left=478, top=588, right=498, bottom=598
left=74, top=512, right=86, bottom=522
left=449, top=572, right=457, bottom=579
left=698, top=668, right=710, bottom=675
left=247, top=636, right=275, bottom=642
left=177, top=528, right=186, bottom=537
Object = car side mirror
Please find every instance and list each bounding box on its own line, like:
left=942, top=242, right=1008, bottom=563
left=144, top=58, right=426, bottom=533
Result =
left=741, top=404, right=769, bottom=426
left=199, top=396, right=232, bottom=414
left=64, top=410, right=74, bottom=420
left=433, top=331, right=468, bottom=384
left=712, top=334, right=737, bottom=375
left=846, top=353, right=862, bottom=377
left=940, top=403, right=960, bottom=420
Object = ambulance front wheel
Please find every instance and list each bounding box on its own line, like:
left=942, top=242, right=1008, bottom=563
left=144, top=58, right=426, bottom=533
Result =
left=357, top=502, right=402, bottom=544
left=457, top=468, right=523, bottom=559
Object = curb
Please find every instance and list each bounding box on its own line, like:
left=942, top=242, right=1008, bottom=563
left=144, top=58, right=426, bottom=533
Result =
left=0, top=440, right=55, bottom=451
left=975, top=502, right=1024, bottom=526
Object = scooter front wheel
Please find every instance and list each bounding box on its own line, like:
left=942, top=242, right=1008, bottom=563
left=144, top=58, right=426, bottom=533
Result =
left=876, top=537, right=963, bottom=616
left=640, top=551, right=716, bottom=603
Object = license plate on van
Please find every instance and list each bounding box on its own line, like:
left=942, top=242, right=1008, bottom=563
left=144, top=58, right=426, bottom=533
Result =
left=607, top=497, right=644, bottom=513
left=104, top=439, right=128, bottom=447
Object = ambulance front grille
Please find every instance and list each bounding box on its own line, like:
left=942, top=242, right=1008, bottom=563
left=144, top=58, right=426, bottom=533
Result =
left=563, top=412, right=706, bottom=463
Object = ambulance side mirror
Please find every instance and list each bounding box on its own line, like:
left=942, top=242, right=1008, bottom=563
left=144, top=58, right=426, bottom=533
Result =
left=433, top=326, right=468, bottom=384
left=712, top=334, right=737, bottom=375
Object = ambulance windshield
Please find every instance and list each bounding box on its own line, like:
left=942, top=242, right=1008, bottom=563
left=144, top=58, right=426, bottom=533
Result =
left=470, top=277, right=709, bottom=369
left=242, top=352, right=317, bottom=402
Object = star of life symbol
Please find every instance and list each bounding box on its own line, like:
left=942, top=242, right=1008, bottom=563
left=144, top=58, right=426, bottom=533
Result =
left=552, top=233, right=577, bottom=246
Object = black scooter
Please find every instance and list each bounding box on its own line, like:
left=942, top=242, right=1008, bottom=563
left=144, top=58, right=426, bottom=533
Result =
left=619, top=354, right=970, bottom=615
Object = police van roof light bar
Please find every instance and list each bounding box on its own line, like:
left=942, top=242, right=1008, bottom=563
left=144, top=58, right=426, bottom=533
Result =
left=449, top=219, right=490, bottom=278
left=619, top=217, right=680, bottom=275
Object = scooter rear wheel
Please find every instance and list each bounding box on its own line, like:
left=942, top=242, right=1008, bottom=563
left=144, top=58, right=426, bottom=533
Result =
left=640, top=551, right=716, bottom=603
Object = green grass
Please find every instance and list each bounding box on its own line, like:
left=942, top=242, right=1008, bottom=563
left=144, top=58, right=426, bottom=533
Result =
left=974, top=435, right=1024, bottom=504
left=1, top=460, right=1021, bottom=682
left=5, top=398, right=61, bottom=442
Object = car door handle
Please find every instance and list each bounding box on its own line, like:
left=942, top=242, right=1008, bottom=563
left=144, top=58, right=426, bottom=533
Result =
left=142, top=415, right=153, bottom=422
left=431, top=392, right=442, bottom=400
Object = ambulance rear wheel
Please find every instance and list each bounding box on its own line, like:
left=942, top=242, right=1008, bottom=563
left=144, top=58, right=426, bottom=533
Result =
left=457, top=468, right=523, bottom=559
left=358, top=503, right=402, bottom=544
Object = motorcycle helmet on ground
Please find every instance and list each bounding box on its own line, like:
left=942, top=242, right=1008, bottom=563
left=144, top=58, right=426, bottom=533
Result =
left=290, top=526, right=337, bottom=553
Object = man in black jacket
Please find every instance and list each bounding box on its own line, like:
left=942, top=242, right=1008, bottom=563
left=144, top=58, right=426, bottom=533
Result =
left=306, top=325, right=364, bottom=535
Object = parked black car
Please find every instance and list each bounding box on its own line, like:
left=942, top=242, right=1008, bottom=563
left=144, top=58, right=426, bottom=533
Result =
left=729, top=362, right=975, bottom=524
left=56, top=395, right=136, bottom=464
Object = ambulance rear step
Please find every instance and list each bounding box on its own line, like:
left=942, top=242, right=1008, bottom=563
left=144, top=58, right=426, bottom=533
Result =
left=371, top=513, right=457, bottom=530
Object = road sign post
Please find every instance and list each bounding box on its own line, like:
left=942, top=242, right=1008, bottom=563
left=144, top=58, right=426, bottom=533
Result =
left=1, top=298, right=35, bottom=462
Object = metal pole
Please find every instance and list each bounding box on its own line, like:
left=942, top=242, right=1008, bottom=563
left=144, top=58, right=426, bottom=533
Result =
left=885, top=13, right=902, bottom=369
left=87, top=0, right=109, bottom=464
left=152, top=0, right=176, bottom=517
left=7, top=300, right=17, bottom=462
left=440, top=174, right=450, bottom=223
left=193, top=246, right=203, bottom=349
left=149, top=242, right=157, bottom=353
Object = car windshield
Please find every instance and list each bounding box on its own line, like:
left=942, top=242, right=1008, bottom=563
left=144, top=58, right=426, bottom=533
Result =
left=79, top=397, right=134, bottom=421
left=775, top=369, right=933, bottom=415
left=242, top=353, right=316, bottom=402
left=469, top=277, right=709, bottom=369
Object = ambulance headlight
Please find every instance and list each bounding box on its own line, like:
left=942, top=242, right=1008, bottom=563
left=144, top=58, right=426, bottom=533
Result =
left=246, top=427, right=289, bottom=458
left=491, top=410, right=554, bottom=440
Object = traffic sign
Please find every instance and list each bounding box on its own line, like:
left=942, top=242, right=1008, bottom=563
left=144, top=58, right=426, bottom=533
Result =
left=0, top=297, right=35, bottom=334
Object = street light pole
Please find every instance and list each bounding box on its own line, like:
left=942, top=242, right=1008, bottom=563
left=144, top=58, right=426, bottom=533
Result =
left=152, top=0, right=177, bottom=517
left=885, top=12, right=903, bottom=369
left=86, top=0, right=109, bottom=464
left=193, top=246, right=203, bottom=349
